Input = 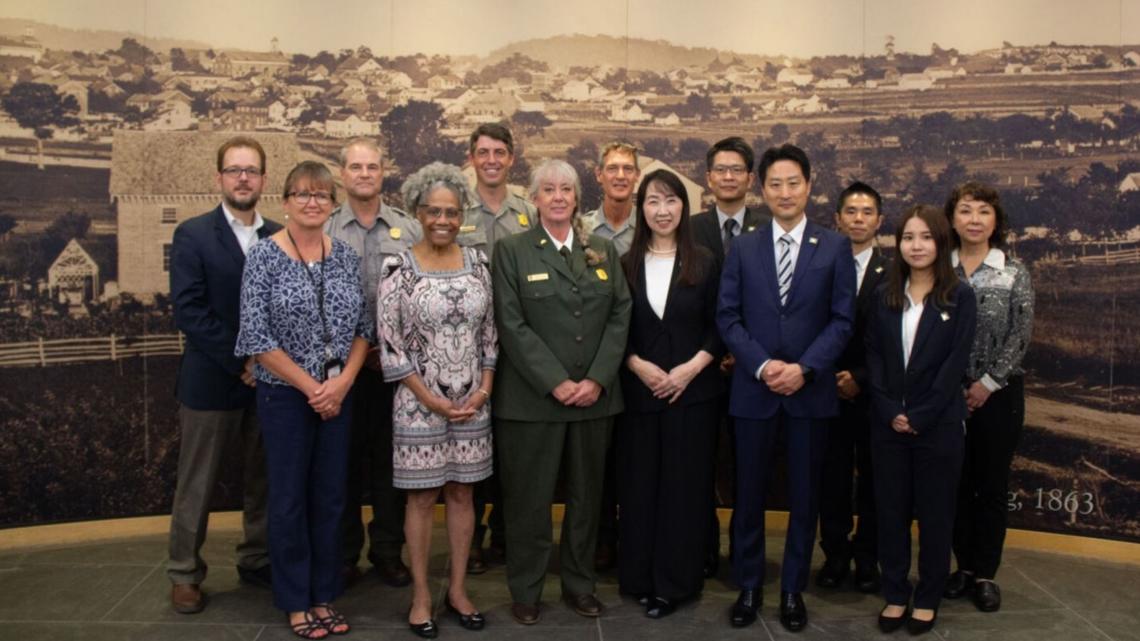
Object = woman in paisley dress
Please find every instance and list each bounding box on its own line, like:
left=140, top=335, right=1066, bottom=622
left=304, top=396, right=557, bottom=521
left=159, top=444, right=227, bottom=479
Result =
left=377, top=162, right=497, bottom=638
left=236, top=161, right=371, bottom=639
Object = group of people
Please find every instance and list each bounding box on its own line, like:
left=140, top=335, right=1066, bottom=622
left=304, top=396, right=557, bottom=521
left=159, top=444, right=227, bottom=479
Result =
left=166, top=125, right=1033, bottom=639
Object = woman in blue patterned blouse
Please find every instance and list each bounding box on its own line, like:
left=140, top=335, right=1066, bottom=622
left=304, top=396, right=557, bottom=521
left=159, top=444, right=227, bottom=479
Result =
left=942, top=182, right=1034, bottom=614
left=236, top=161, right=372, bottom=640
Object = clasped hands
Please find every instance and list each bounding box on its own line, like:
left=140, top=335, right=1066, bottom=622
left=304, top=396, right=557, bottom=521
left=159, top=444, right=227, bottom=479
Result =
left=308, top=374, right=352, bottom=420
left=760, top=360, right=805, bottom=396
left=630, top=356, right=698, bottom=404
left=423, top=388, right=487, bottom=422
left=552, top=379, right=603, bottom=407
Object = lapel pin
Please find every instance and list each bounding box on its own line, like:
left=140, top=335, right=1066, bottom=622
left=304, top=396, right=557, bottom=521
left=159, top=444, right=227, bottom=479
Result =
left=746, top=225, right=756, bottom=232
left=940, top=311, right=950, bottom=321
left=808, top=236, right=819, bottom=245
left=875, top=265, right=884, bottom=273
left=539, top=238, right=548, bottom=246
left=517, top=213, right=530, bottom=227
left=389, top=227, right=401, bottom=240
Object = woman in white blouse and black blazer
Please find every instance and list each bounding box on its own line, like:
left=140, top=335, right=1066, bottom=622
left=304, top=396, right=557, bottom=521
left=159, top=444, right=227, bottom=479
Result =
left=865, top=205, right=976, bottom=635
left=617, top=169, right=724, bottom=619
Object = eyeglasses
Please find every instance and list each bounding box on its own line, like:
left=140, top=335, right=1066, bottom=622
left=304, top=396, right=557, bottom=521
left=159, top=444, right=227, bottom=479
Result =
left=418, top=206, right=462, bottom=220
left=221, top=166, right=263, bottom=178
left=289, top=191, right=333, bottom=205
left=711, top=165, right=749, bottom=176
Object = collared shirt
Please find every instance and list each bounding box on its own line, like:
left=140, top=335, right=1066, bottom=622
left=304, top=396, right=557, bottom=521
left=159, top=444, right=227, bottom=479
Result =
left=644, top=254, right=674, bottom=319
left=715, top=205, right=748, bottom=240
left=952, top=247, right=1034, bottom=392
left=221, top=203, right=265, bottom=256
left=325, top=201, right=421, bottom=319
left=459, top=191, right=536, bottom=259
left=853, top=246, right=873, bottom=293
left=582, top=204, right=635, bottom=256
left=543, top=225, right=575, bottom=253
left=901, top=281, right=924, bottom=367
left=771, top=215, right=808, bottom=270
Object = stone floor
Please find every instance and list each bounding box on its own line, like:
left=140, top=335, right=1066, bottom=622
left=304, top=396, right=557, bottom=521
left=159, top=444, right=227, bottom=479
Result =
left=2, top=523, right=1138, bottom=641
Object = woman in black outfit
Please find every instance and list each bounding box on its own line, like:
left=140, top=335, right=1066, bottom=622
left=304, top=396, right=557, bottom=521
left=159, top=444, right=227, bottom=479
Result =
left=617, top=169, right=724, bottom=618
left=865, top=205, right=976, bottom=635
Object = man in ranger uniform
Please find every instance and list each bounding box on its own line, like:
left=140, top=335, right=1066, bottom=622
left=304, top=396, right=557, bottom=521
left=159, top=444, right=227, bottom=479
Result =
left=328, top=137, right=421, bottom=589
left=581, top=141, right=639, bottom=258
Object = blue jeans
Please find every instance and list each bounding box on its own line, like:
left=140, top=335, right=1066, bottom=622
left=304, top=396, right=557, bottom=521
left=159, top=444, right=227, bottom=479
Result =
left=257, top=381, right=352, bottom=612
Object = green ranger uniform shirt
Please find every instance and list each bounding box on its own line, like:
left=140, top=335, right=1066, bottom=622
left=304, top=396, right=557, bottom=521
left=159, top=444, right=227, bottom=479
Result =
left=581, top=205, right=636, bottom=257
left=457, top=191, right=537, bottom=260
left=326, top=201, right=421, bottom=322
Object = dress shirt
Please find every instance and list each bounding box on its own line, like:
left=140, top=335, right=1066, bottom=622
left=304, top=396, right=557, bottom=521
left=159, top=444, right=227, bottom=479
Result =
left=583, top=205, right=635, bottom=256
left=544, top=225, right=575, bottom=252
left=644, top=254, right=674, bottom=319
left=715, top=206, right=747, bottom=240
left=901, top=283, right=924, bottom=368
left=221, top=203, right=265, bottom=256
left=853, top=246, right=873, bottom=293
left=755, top=215, right=809, bottom=380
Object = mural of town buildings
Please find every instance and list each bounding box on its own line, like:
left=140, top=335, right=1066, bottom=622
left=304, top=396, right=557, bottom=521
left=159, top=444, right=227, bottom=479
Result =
left=1, top=1, right=1139, bottom=543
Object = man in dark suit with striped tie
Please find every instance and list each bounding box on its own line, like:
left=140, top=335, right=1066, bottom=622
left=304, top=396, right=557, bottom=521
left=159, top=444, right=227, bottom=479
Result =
left=717, top=144, right=855, bottom=632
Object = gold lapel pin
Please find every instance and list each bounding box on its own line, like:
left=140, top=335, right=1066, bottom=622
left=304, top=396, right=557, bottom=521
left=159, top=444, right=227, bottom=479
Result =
left=875, top=265, right=884, bottom=273
left=940, top=311, right=951, bottom=321
left=517, top=213, right=530, bottom=227
left=808, top=236, right=819, bottom=245
left=389, top=227, right=402, bottom=240
left=539, top=238, right=548, bottom=246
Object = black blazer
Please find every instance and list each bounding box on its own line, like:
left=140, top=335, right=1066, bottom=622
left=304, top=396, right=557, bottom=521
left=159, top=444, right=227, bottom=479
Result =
left=839, top=248, right=891, bottom=393
left=865, top=280, right=977, bottom=434
left=170, top=205, right=281, bottom=410
left=620, top=246, right=725, bottom=412
left=690, top=205, right=771, bottom=260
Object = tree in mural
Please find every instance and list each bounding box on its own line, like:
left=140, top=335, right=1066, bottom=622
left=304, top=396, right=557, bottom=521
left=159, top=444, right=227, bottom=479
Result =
left=1, top=82, right=80, bottom=170
left=511, top=110, right=552, bottom=138
left=379, top=100, right=464, bottom=175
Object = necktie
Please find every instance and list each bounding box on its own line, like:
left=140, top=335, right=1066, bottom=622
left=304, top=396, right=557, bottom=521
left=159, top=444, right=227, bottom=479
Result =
left=559, top=246, right=571, bottom=263
left=777, top=234, right=793, bottom=306
left=722, top=218, right=738, bottom=254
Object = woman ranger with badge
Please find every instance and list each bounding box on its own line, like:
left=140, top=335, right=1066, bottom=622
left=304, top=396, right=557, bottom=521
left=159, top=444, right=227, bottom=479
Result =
left=237, top=161, right=372, bottom=640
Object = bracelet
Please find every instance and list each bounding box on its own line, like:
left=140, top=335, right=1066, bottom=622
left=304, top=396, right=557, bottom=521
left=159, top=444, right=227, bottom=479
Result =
left=476, top=388, right=490, bottom=399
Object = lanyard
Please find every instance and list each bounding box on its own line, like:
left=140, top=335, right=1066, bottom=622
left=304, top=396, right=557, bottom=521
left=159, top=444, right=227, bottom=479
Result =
left=286, top=230, right=333, bottom=356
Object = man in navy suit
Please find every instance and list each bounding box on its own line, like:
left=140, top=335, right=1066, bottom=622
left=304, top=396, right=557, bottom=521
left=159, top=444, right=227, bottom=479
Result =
left=167, top=136, right=282, bottom=614
left=717, top=144, right=855, bottom=632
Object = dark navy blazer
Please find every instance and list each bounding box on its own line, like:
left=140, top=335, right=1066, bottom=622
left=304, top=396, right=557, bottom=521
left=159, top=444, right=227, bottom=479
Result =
left=864, top=281, right=977, bottom=434
left=716, top=220, right=856, bottom=420
left=170, top=205, right=281, bottom=410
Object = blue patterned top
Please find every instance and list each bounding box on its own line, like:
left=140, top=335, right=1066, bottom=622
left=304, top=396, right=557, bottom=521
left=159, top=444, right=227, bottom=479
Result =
left=236, top=237, right=373, bottom=386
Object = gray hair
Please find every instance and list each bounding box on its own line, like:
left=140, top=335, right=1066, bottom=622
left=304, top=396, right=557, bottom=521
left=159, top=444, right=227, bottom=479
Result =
left=529, top=159, right=591, bottom=244
left=401, top=162, right=473, bottom=212
left=338, top=137, right=382, bottom=166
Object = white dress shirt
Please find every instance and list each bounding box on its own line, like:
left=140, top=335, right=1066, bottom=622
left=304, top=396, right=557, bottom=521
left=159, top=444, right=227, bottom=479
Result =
left=644, top=254, right=674, bottom=319
left=755, top=216, right=809, bottom=380
left=901, top=282, right=924, bottom=367
left=854, top=246, right=873, bottom=294
left=222, top=203, right=265, bottom=256
left=543, top=225, right=575, bottom=253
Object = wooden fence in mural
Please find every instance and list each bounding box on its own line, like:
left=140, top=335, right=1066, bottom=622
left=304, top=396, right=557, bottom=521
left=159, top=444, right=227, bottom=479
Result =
left=0, top=334, right=184, bottom=367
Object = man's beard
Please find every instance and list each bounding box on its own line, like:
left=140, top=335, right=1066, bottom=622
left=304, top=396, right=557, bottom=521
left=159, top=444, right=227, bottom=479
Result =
left=224, top=192, right=260, bottom=212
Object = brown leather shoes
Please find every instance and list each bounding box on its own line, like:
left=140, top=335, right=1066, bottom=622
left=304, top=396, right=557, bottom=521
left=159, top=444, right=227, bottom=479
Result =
left=511, top=601, right=540, bottom=625
left=564, top=593, right=604, bottom=617
left=171, top=583, right=205, bottom=614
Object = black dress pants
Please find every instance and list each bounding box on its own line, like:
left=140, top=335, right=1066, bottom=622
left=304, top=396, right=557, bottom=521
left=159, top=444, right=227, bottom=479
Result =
left=818, top=398, right=877, bottom=567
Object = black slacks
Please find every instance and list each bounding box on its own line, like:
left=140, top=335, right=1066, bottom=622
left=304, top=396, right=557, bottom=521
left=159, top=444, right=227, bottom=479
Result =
left=818, top=397, right=877, bottom=567
left=616, top=399, right=718, bottom=601
left=952, top=376, right=1024, bottom=580
left=873, top=419, right=964, bottom=610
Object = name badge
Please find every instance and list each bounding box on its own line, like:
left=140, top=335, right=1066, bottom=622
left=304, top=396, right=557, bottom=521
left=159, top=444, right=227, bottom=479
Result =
left=389, top=227, right=402, bottom=240
left=517, top=213, right=530, bottom=227
left=527, top=272, right=550, bottom=282
left=459, top=225, right=476, bottom=233
left=596, top=268, right=608, bottom=281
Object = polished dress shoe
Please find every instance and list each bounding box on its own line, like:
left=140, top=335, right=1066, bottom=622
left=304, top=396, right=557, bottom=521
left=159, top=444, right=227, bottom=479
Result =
left=171, top=583, right=205, bottom=614
left=878, top=604, right=907, bottom=633
left=729, top=589, right=760, bottom=627
left=445, top=598, right=486, bottom=631
left=564, top=592, right=604, bottom=617
left=943, top=570, right=974, bottom=599
left=375, top=557, right=412, bottom=588
left=854, top=562, right=881, bottom=594
left=237, top=565, right=272, bottom=589
left=779, top=591, right=808, bottom=632
left=907, top=609, right=937, bottom=635
left=816, top=556, right=850, bottom=588
left=510, top=601, right=540, bottom=625
left=973, top=579, right=1002, bottom=612
left=645, top=596, right=676, bottom=619
left=466, top=545, right=487, bottom=575
left=408, top=618, right=439, bottom=639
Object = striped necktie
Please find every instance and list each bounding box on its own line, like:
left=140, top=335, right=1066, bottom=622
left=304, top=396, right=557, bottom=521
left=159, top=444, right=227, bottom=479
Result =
left=777, top=234, right=793, bottom=306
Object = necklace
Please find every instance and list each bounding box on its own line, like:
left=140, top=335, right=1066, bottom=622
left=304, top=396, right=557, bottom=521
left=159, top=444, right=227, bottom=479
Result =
left=647, top=245, right=676, bottom=256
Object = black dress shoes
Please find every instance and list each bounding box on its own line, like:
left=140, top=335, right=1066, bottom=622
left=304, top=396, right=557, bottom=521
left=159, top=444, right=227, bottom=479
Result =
left=237, top=565, right=272, bottom=589
left=816, top=556, right=850, bottom=588
left=779, top=591, right=808, bottom=632
left=645, top=596, right=676, bottom=619
left=854, top=562, right=881, bottom=594
left=376, top=557, right=413, bottom=588
left=973, top=579, right=1002, bottom=612
left=729, top=589, right=760, bottom=627
left=878, top=604, right=907, bottom=633
left=510, top=602, right=540, bottom=625
left=564, top=592, right=604, bottom=617
left=445, top=599, right=486, bottom=631
left=408, top=610, right=439, bottom=639
left=943, top=570, right=974, bottom=599
left=907, top=610, right=937, bottom=635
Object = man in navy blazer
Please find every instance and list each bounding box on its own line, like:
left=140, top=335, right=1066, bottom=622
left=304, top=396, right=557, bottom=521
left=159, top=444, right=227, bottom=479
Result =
left=167, top=137, right=282, bottom=614
left=717, top=144, right=855, bottom=632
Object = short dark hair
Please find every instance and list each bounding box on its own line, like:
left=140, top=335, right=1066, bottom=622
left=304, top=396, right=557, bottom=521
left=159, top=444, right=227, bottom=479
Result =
left=944, top=181, right=1007, bottom=249
left=468, top=123, right=514, bottom=155
left=756, top=143, right=810, bottom=183
left=705, top=136, right=754, bottom=173
left=836, top=181, right=883, bottom=214
left=216, top=136, right=266, bottom=173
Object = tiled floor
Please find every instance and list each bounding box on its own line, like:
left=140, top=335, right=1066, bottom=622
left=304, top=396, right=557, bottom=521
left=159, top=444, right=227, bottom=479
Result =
left=1, top=525, right=1137, bottom=641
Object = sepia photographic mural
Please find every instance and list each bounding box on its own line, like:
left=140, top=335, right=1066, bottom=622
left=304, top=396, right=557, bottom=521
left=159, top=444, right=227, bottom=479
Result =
left=1, top=0, right=1139, bottom=544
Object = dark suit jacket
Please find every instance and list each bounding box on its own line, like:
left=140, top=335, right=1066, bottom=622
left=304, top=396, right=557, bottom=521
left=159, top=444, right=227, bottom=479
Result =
left=170, top=205, right=281, bottom=410
left=491, top=224, right=632, bottom=422
left=716, top=220, right=856, bottom=420
left=865, top=281, right=977, bottom=434
left=620, top=247, right=725, bottom=412
left=690, top=205, right=771, bottom=260
left=839, top=249, right=891, bottom=393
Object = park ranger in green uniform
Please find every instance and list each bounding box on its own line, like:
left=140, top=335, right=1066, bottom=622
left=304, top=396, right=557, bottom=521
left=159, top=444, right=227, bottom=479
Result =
left=491, top=159, right=631, bottom=626
left=325, top=137, right=421, bottom=589
left=457, top=123, right=537, bottom=257
left=580, top=141, right=640, bottom=258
